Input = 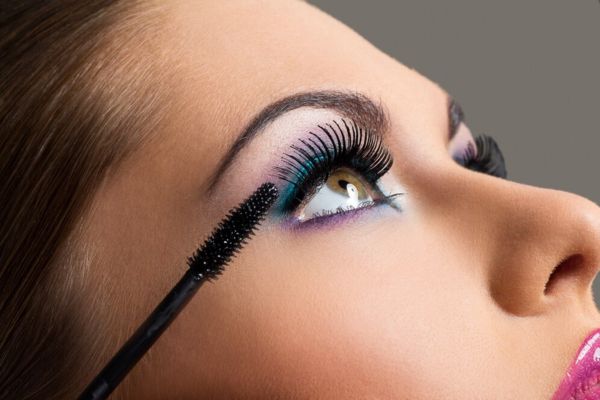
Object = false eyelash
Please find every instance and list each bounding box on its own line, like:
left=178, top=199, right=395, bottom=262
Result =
left=273, top=118, right=393, bottom=212
left=458, top=134, right=507, bottom=179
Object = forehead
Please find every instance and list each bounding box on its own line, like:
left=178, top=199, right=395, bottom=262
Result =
left=167, top=1, right=446, bottom=124
left=153, top=0, right=450, bottom=192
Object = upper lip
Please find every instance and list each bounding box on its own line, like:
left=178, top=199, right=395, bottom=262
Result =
left=551, top=328, right=600, bottom=399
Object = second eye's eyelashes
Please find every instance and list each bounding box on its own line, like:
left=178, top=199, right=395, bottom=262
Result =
left=272, top=118, right=393, bottom=214
left=456, top=134, right=507, bottom=179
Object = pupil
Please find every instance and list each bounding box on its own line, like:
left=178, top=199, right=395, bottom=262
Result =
left=338, top=179, right=349, bottom=190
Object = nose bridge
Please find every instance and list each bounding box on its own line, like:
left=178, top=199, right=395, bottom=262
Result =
left=433, top=167, right=600, bottom=316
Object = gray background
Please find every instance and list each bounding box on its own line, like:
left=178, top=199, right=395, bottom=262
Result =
left=310, top=0, right=600, bottom=305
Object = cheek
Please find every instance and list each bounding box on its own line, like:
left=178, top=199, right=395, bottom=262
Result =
left=199, top=212, right=485, bottom=397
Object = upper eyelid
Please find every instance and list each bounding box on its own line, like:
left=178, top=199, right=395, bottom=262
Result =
left=448, top=97, right=465, bottom=142
left=206, top=91, right=390, bottom=196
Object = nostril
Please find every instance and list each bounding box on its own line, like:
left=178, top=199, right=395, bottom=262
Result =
left=544, top=254, right=586, bottom=295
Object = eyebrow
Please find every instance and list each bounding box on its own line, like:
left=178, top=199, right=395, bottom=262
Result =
left=207, top=90, right=462, bottom=192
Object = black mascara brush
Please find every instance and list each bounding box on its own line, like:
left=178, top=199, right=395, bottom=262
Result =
left=78, top=182, right=278, bottom=400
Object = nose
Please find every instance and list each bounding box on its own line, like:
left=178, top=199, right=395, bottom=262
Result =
left=427, top=166, right=600, bottom=316
left=489, top=183, right=600, bottom=316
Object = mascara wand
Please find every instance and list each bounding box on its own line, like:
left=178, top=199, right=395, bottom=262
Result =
left=78, top=182, right=278, bottom=400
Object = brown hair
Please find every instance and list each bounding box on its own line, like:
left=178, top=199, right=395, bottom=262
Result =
left=0, top=1, right=171, bottom=398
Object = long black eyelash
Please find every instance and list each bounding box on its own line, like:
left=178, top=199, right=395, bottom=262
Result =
left=273, top=118, right=393, bottom=211
left=458, top=134, right=507, bottom=179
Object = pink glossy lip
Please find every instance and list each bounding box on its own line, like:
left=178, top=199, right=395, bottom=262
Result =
left=552, top=328, right=600, bottom=399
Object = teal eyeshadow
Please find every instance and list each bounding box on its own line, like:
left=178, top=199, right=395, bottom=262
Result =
left=273, top=154, right=328, bottom=215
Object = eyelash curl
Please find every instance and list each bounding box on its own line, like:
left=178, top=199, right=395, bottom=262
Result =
left=458, top=134, right=507, bottom=179
left=273, top=118, right=393, bottom=212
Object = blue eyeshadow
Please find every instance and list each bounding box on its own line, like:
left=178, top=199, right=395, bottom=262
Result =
left=274, top=154, right=328, bottom=213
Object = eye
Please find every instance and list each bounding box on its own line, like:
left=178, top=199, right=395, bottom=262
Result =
left=454, top=134, right=507, bottom=179
left=272, top=118, right=404, bottom=225
left=297, top=167, right=380, bottom=221
left=447, top=101, right=507, bottom=179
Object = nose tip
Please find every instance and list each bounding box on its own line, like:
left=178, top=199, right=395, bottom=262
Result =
left=488, top=187, right=600, bottom=316
left=549, top=193, right=600, bottom=291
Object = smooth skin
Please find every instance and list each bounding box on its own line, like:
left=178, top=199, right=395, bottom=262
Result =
left=81, top=1, right=600, bottom=398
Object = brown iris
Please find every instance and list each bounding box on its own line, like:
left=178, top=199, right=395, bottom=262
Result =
left=324, top=168, right=370, bottom=201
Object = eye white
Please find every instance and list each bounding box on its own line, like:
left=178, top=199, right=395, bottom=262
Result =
left=299, top=181, right=373, bottom=221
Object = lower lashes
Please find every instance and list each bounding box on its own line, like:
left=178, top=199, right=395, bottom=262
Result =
left=280, top=192, right=405, bottom=230
left=306, top=192, right=405, bottom=220
left=305, top=200, right=378, bottom=220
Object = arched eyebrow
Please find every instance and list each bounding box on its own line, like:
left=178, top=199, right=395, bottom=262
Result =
left=206, top=90, right=461, bottom=193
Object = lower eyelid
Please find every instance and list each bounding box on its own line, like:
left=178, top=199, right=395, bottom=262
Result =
left=278, top=200, right=386, bottom=231
left=278, top=192, right=404, bottom=231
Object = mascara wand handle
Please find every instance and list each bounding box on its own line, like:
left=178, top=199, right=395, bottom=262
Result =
left=78, top=269, right=204, bottom=400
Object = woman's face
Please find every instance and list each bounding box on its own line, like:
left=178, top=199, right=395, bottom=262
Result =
left=84, top=1, right=600, bottom=398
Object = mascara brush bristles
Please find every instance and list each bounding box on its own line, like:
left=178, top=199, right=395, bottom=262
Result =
left=187, top=182, right=279, bottom=281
